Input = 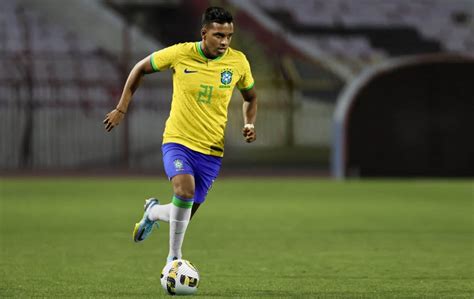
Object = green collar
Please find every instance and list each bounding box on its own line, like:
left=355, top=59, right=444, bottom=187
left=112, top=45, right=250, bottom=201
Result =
left=196, top=42, right=225, bottom=61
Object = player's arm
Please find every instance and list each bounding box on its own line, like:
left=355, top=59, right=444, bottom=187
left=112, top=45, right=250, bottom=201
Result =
left=241, top=87, right=257, bottom=143
left=103, top=55, right=156, bottom=132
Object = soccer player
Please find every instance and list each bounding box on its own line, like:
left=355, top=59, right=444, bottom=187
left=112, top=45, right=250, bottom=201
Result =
left=103, top=7, right=257, bottom=262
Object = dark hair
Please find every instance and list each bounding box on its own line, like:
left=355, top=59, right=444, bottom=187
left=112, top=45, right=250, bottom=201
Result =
left=202, top=7, right=233, bottom=26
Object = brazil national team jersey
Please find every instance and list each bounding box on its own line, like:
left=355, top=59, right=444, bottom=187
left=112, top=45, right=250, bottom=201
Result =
left=150, top=42, right=254, bottom=157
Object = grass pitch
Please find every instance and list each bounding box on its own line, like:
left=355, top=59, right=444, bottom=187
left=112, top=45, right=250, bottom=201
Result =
left=0, top=178, right=472, bottom=298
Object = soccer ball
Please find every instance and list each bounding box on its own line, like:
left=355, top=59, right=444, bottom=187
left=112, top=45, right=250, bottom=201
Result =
left=160, top=259, right=200, bottom=295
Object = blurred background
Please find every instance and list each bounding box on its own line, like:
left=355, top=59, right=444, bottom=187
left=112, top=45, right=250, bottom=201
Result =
left=0, top=0, right=473, bottom=178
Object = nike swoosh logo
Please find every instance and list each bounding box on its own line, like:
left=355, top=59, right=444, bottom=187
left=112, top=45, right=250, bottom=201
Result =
left=184, top=68, right=198, bottom=74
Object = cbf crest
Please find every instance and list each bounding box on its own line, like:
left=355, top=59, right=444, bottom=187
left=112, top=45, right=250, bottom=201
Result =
left=173, top=159, right=184, bottom=171
left=220, top=69, right=233, bottom=85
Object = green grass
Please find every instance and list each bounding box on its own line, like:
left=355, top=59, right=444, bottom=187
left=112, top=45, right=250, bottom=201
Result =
left=0, top=178, right=473, bottom=298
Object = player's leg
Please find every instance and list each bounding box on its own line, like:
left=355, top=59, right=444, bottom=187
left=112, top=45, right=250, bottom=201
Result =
left=168, top=173, right=195, bottom=261
left=167, top=149, right=221, bottom=260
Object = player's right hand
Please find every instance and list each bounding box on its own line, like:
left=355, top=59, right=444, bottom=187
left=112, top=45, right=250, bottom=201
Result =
left=103, top=109, right=125, bottom=132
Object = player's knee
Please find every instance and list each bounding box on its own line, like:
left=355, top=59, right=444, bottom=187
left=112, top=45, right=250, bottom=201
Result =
left=174, top=186, right=194, bottom=200
left=171, top=174, right=195, bottom=200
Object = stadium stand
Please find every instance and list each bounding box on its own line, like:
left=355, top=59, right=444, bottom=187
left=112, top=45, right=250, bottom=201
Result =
left=256, top=0, right=473, bottom=55
left=0, top=0, right=166, bottom=169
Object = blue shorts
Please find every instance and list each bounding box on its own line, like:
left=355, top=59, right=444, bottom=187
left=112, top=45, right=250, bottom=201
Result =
left=162, top=143, right=222, bottom=204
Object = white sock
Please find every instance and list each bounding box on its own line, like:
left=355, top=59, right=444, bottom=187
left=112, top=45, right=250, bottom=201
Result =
left=148, top=203, right=171, bottom=222
left=168, top=195, right=193, bottom=260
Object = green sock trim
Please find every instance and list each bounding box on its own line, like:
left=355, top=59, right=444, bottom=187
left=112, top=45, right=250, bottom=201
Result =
left=172, top=196, right=193, bottom=209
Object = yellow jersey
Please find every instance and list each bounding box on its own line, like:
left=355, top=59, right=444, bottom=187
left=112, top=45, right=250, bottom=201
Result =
left=150, top=42, right=254, bottom=157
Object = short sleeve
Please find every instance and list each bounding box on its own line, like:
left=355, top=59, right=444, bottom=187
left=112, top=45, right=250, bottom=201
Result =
left=237, top=55, right=255, bottom=91
left=150, top=44, right=181, bottom=72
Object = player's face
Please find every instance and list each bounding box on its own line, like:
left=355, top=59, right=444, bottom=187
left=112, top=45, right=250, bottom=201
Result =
left=201, top=22, right=234, bottom=58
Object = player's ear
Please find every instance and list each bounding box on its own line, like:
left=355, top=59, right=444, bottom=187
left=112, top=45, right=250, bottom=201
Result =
left=201, top=27, right=207, bottom=39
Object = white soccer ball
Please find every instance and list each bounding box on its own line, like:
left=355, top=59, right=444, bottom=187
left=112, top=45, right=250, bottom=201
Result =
left=160, top=259, right=200, bottom=295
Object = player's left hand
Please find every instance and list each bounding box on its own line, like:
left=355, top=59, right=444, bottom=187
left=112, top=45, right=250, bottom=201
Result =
left=242, top=124, right=256, bottom=143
